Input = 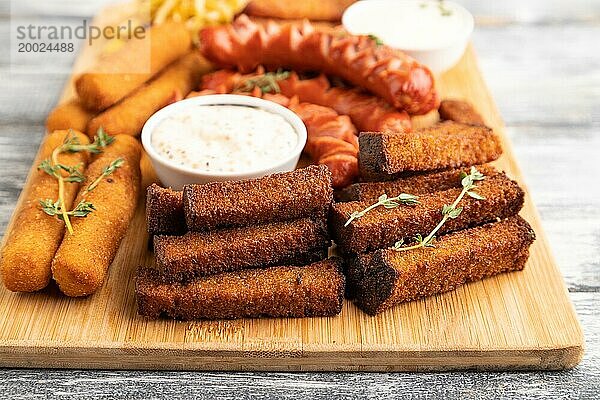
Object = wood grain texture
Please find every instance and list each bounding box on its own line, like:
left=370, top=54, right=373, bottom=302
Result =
left=0, top=5, right=599, bottom=399
left=0, top=7, right=584, bottom=372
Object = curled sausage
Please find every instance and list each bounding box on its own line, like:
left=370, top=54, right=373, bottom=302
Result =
left=199, top=15, right=438, bottom=115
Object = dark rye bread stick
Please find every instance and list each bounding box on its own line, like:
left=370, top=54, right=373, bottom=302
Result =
left=359, top=121, right=502, bottom=175
left=154, top=218, right=330, bottom=281
left=146, top=184, right=185, bottom=235
left=336, top=164, right=498, bottom=202
left=330, top=173, right=525, bottom=254
left=135, top=258, right=346, bottom=320
left=184, top=165, right=333, bottom=231
left=356, top=216, right=536, bottom=315
left=438, top=99, right=485, bottom=126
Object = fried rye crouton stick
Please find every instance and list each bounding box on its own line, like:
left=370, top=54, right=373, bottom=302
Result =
left=75, top=21, right=192, bottom=111
left=135, top=258, right=346, bottom=320
left=51, top=135, right=141, bottom=296
left=330, top=173, right=525, bottom=255
left=87, top=52, right=211, bottom=138
left=358, top=121, right=503, bottom=176
left=0, top=130, right=90, bottom=292
left=356, top=216, right=536, bottom=315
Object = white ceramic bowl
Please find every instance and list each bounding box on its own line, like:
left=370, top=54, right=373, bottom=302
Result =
left=342, top=0, right=474, bottom=74
left=141, top=95, right=308, bottom=190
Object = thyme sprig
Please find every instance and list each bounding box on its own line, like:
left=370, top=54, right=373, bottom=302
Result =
left=37, top=128, right=115, bottom=234
left=368, top=34, right=384, bottom=46
left=235, top=70, right=291, bottom=94
left=393, top=166, right=486, bottom=252
left=85, top=158, right=124, bottom=193
left=344, top=193, right=420, bottom=227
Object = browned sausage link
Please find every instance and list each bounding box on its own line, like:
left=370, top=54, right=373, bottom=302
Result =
left=199, top=15, right=438, bottom=115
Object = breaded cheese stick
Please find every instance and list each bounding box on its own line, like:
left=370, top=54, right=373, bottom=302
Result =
left=136, top=258, right=345, bottom=320
left=87, top=52, right=211, bottom=137
left=52, top=135, right=141, bottom=296
left=330, top=173, right=525, bottom=254
left=439, top=99, right=485, bottom=126
left=245, top=0, right=356, bottom=21
left=146, top=184, right=185, bottom=235
left=356, top=216, right=536, bottom=315
left=1, top=130, right=90, bottom=292
left=336, top=164, right=498, bottom=202
left=46, top=100, right=95, bottom=133
left=184, top=165, right=333, bottom=231
left=75, top=21, right=192, bottom=111
left=359, top=121, right=502, bottom=176
left=154, top=218, right=330, bottom=281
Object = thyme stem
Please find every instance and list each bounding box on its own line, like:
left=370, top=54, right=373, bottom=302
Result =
left=344, top=193, right=420, bottom=227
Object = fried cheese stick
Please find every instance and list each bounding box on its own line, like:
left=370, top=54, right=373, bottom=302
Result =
left=0, top=130, right=90, bottom=292
left=87, top=52, right=211, bottom=138
left=184, top=165, right=333, bottom=231
left=336, top=164, right=498, bottom=202
left=52, top=135, right=141, bottom=296
left=46, top=100, right=95, bottom=133
left=136, top=258, right=345, bottom=320
left=330, top=173, right=525, bottom=254
left=356, top=216, right=536, bottom=315
left=154, top=218, right=330, bottom=281
left=75, top=21, right=192, bottom=111
left=245, top=0, right=356, bottom=21
left=359, top=121, right=502, bottom=176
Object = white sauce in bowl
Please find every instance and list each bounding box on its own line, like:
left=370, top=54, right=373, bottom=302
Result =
left=151, top=105, right=298, bottom=173
left=343, top=0, right=473, bottom=50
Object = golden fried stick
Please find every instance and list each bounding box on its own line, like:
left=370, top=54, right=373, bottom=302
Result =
left=245, top=0, right=356, bottom=21
left=1, top=130, right=90, bottom=292
left=45, top=100, right=95, bottom=133
left=330, top=173, right=525, bottom=255
left=51, top=135, right=141, bottom=296
left=356, top=216, right=536, bottom=315
left=439, top=99, right=485, bottom=126
left=86, top=52, right=211, bottom=138
left=75, top=21, right=192, bottom=111
left=135, top=258, right=345, bottom=320
left=359, top=121, right=502, bottom=176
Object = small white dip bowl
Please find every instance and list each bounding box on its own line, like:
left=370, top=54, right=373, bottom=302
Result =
left=342, top=0, right=474, bottom=74
left=141, top=95, right=308, bottom=190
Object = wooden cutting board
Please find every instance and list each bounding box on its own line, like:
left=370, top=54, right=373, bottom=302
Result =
left=0, top=14, right=584, bottom=371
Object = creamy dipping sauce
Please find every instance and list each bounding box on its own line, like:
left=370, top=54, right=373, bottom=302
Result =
left=343, top=0, right=471, bottom=50
left=151, top=105, right=298, bottom=173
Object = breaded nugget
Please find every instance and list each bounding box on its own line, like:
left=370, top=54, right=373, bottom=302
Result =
left=184, top=165, right=333, bottom=231
left=136, top=258, right=345, bottom=320
left=146, top=184, right=185, bottom=235
left=356, top=216, right=536, bottom=315
left=87, top=53, right=211, bottom=138
left=330, top=173, right=525, bottom=254
left=439, top=99, right=485, bottom=126
left=52, top=135, right=141, bottom=296
left=359, top=121, right=502, bottom=175
left=0, top=130, right=90, bottom=292
left=76, top=21, right=192, bottom=111
left=45, top=100, right=95, bottom=133
left=336, top=164, right=498, bottom=202
left=154, top=218, right=330, bottom=282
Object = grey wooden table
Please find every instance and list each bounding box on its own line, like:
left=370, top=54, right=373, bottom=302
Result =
left=1, top=1, right=599, bottom=398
